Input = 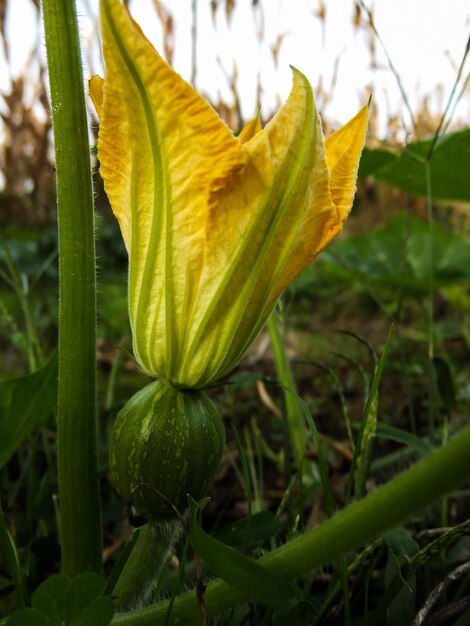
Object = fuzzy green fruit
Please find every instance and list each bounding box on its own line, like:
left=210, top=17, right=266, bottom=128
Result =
left=110, top=381, right=224, bottom=516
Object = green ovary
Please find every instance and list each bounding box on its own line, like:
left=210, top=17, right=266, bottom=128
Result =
left=110, top=381, right=225, bottom=516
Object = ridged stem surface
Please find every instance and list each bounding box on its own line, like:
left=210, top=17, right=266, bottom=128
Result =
left=43, top=0, right=102, bottom=576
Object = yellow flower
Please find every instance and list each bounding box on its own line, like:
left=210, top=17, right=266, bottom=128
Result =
left=91, top=0, right=368, bottom=389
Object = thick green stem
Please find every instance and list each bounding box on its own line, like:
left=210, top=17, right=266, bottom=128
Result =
left=43, top=0, right=102, bottom=575
left=112, top=424, right=470, bottom=625
left=113, top=519, right=182, bottom=611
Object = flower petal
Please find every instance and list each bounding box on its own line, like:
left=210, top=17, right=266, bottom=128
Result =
left=273, top=103, right=369, bottom=294
left=98, top=0, right=245, bottom=380
left=325, top=102, right=369, bottom=223
left=238, top=114, right=262, bottom=144
left=178, top=68, right=337, bottom=385
left=89, top=75, right=104, bottom=118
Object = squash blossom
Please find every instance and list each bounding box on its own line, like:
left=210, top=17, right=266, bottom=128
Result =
left=91, top=0, right=368, bottom=390
left=92, top=0, right=369, bottom=524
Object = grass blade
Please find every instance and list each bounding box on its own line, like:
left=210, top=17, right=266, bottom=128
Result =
left=345, top=325, right=394, bottom=502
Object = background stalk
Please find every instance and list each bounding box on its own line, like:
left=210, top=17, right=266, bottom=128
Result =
left=42, top=0, right=102, bottom=575
left=267, top=311, right=308, bottom=480
left=112, top=424, right=470, bottom=625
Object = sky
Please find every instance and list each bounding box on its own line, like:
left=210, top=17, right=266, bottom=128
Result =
left=0, top=0, right=469, bottom=139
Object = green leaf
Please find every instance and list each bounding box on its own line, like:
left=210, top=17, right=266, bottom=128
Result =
left=0, top=353, right=57, bottom=469
left=11, top=574, right=114, bottom=626
left=358, top=129, right=470, bottom=202
left=376, top=520, right=470, bottom=617
left=228, top=372, right=264, bottom=390
left=31, top=574, right=69, bottom=623
left=6, top=608, right=53, bottom=626
left=326, top=212, right=470, bottom=296
left=375, top=424, right=431, bottom=456
left=383, top=527, right=419, bottom=562
left=213, top=510, right=281, bottom=548
left=64, top=573, right=106, bottom=623
left=103, top=529, right=141, bottom=596
left=358, top=147, right=396, bottom=177
left=69, top=596, right=114, bottom=626
left=189, top=498, right=296, bottom=608
left=383, top=528, right=418, bottom=626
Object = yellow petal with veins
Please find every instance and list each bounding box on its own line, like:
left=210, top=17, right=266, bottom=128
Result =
left=98, top=0, right=245, bottom=381
left=325, top=103, right=369, bottom=224
left=178, top=69, right=337, bottom=384
left=238, top=114, right=262, bottom=144
left=275, top=103, right=369, bottom=293
left=89, top=75, right=104, bottom=118
left=96, top=0, right=368, bottom=388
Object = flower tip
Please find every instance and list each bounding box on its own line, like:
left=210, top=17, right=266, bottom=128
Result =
left=89, top=75, right=104, bottom=118
left=288, top=64, right=307, bottom=81
left=238, top=112, right=263, bottom=143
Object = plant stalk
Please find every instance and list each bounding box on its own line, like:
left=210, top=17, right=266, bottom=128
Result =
left=267, top=312, right=308, bottom=480
left=42, top=0, right=102, bottom=575
left=112, top=424, right=470, bottom=625
left=113, top=519, right=182, bottom=611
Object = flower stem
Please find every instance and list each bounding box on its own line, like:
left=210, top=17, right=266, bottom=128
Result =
left=111, top=424, right=470, bottom=625
left=42, top=0, right=102, bottom=575
left=113, top=519, right=182, bottom=611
